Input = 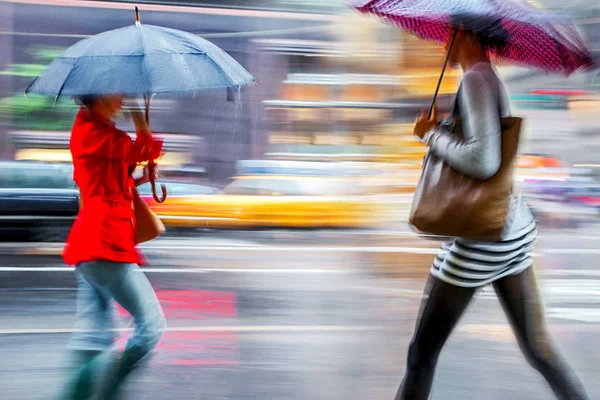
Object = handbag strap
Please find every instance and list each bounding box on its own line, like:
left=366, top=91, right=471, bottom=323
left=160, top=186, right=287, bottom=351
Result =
left=451, top=68, right=520, bottom=197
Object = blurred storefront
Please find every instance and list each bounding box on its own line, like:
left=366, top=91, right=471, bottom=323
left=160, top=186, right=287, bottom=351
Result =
left=0, top=2, right=14, bottom=160
left=1, top=0, right=598, bottom=180
left=0, top=0, right=337, bottom=184
left=0, top=0, right=463, bottom=171
left=250, top=11, right=461, bottom=167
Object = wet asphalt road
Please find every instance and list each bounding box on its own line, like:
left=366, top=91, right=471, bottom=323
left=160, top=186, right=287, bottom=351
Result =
left=1, top=227, right=600, bottom=400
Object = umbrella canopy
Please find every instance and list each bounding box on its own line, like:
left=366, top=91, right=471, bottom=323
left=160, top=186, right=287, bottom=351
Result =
left=24, top=9, right=255, bottom=204
left=25, top=21, right=255, bottom=97
left=352, top=0, right=595, bottom=75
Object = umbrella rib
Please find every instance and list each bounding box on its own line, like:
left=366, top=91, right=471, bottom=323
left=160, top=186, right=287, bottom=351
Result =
left=24, top=77, right=38, bottom=95
left=138, top=25, right=153, bottom=95
left=57, top=31, right=99, bottom=96
left=175, top=53, right=197, bottom=92
left=54, top=60, right=78, bottom=100
left=203, top=52, right=241, bottom=88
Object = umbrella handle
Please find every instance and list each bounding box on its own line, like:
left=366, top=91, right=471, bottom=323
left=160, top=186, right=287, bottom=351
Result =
left=152, top=182, right=167, bottom=203
left=148, top=160, right=167, bottom=203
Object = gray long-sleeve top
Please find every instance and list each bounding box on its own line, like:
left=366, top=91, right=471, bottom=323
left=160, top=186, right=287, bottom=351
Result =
left=422, top=62, right=534, bottom=240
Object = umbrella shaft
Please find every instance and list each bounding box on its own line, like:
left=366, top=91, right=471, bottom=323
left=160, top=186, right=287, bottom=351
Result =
left=429, top=28, right=458, bottom=119
left=143, top=94, right=150, bottom=124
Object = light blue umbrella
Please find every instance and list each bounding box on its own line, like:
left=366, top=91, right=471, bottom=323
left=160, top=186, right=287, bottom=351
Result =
left=25, top=8, right=255, bottom=97
left=25, top=8, right=255, bottom=203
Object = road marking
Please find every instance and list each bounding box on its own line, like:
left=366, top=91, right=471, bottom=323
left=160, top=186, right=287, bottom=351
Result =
left=0, top=321, right=597, bottom=336
left=0, top=325, right=373, bottom=335
left=99, top=245, right=600, bottom=256
left=144, top=245, right=443, bottom=253
left=0, top=267, right=354, bottom=274
left=547, top=308, right=600, bottom=323
left=543, top=249, right=600, bottom=254
left=10, top=244, right=600, bottom=256
left=544, top=269, right=600, bottom=277
left=6, top=244, right=600, bottom=257
left=5, top=243, right=594, bottom=256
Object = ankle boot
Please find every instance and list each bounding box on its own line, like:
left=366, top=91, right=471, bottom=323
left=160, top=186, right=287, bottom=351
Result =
left=58, top=350, right=102, bottom=400
left=98, top=346, right=146, bottom=400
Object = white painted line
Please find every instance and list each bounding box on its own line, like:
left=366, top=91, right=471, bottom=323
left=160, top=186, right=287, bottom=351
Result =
left=540, top=236, right=600, bottom=241
left=1, top=321, right=597, bottom=335
left=0, top=243, right=554, bottom=256
left=149, top=268, right=351, bottom=274
left=0, top=267, right=354, bottom=274
left=188, top=268, right=351, bottom=274
left=0, top=325, right=373, bottom=335
left=7, top=244, right=600, bottom=256
left=543, top=270, right=600, bottom=277
left=547, top=308, right=600, bottom=323
left=133, top=245, right=600, bottom=256
left=543, top=249, right=600, bottom=255
left=0, top=267, right=71, bottom=272
left=0, top=243, right=62, bottom=249
left=4, top=245, right=442, bottom=253
left=140, top=246, right=443, bottom=253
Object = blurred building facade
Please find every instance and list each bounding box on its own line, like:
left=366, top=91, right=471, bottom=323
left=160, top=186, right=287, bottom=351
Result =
left=0, top=0, right=598, bottom=183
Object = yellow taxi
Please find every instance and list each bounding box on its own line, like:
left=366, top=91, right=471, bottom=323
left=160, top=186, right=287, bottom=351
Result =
left=139, top=175, right=387, bottom=229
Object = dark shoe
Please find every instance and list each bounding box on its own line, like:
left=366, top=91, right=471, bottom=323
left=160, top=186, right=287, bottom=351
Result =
left=98, top=346, right=146, bottom=400
left=58, top=350, right=102, bottom=400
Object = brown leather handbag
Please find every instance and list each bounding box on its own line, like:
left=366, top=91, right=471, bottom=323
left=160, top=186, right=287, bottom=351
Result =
left=132, top=189, right=165, bottom=244
left=409, top=116, right=522, bottom=241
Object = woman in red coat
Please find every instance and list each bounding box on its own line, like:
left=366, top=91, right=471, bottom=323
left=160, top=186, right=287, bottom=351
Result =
left=61, top=95, right=166, bottom=400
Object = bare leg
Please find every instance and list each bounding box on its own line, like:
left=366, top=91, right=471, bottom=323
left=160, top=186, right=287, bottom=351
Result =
left=493, top=268, right=589, bottom=400
left=395, top=275, right=477, bottom=400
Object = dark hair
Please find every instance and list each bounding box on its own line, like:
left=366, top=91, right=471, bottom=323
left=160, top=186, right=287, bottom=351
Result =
left=451, top=15, right=508, bottom=53
left=471, top=30, right=507, bottom=53
left=75, top=95, right=99, bottom=108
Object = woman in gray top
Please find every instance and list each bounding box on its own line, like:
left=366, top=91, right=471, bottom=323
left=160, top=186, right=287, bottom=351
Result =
left=395, top=26, right=588, bottom=400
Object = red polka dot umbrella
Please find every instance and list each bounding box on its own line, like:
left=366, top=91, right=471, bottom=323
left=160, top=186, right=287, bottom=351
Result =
left=352, top=0, right=596, bottom=113
left=352, top=0, right=594, bottom=75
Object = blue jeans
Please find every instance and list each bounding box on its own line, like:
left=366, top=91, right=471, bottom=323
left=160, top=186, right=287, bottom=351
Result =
left=69, top=261, right=166, bottom=357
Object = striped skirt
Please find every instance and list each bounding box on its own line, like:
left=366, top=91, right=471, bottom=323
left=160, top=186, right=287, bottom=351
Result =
left=430, top=220, right=537, bottom=288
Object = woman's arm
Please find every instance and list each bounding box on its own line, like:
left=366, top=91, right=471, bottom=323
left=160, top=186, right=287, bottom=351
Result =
left=422, top=71, right=502, bottom=180
left=129, top=109, right=163, bottom=164
left=79, top=122, right=162, bottom=164
left=134, top=176, right=145, bottom=187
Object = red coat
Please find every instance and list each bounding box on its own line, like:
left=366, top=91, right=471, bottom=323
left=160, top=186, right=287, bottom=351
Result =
left=63, top=108, right=163, bottom=266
